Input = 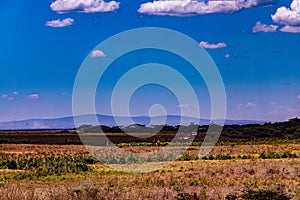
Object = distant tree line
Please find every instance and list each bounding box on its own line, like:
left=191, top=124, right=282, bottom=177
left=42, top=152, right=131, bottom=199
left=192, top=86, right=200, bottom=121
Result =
left=77, top=118, right=300, bottom=140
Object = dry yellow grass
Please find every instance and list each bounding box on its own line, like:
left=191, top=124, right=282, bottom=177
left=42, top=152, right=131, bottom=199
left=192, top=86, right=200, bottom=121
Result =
left=1, top=143, right=299, bottom=156
left=0, top=159, right=299, bottom=199
left=0, top=144, right=299, bottom=199
left=0, top=144, right=89, bottom=156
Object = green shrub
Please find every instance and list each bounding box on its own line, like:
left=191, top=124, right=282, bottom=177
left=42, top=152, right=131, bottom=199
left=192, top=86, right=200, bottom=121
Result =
left=225, top=194, right=238, bottom=200
left=177, top=154, right=199, bottom=161
left=240, top=189, right=290, bottom=200
left=0, top=155, right=93, bottom=177
left=226, top=188, right=291, bottom=200
left=175, top=192, right=199, bottom=200
left=259, top=151, right=298, bottom=159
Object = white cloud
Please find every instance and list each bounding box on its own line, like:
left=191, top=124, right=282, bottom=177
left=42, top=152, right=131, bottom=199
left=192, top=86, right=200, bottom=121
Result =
left=177, top=104, right=189, bottom=108
left=280, top=25, right=300, bottom=33
left=252, top=21, right=278, bottom=32
left=1, top=94, right=14, bottom=101
left=297, top=94, right=300, bottom=99
left=225, top=54, right=230, bottom=59
left=13, top=91, right=19, bottom=95
left=27, top=94, right=39, bottom=100
left=272, top=0, right=300, bottom=26
left=199, top=41, right=227, bottom=49
left=45, top=18, right=74, bottom=28
left=50, top=0, right=120, bottom=14
left=138, top=0, right=274, bottom=16
left=1, top=94, right=8, bottom=99
left=90, top=50, right=106, bottom=57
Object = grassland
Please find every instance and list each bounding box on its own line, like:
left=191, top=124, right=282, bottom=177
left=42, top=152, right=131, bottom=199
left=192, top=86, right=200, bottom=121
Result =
left=0, top=141, right=299, bottom=199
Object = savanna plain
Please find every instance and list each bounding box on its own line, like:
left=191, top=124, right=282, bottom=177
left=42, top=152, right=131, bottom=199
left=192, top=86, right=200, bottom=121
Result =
left=0, top=139, right=299, bottom=200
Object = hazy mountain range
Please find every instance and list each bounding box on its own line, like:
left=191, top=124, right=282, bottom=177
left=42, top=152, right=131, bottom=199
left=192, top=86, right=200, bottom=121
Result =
left=0, top=114, right=264, bottom=130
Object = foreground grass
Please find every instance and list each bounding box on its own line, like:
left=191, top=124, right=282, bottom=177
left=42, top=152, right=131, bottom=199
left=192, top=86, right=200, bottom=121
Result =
left=0, top=143, right=299, bottom=199
left=0, top=159, right=299, bottom=199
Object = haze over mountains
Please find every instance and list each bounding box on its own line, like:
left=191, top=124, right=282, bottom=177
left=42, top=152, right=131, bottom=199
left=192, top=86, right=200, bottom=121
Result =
left=0, top=114, right=264, bottom=130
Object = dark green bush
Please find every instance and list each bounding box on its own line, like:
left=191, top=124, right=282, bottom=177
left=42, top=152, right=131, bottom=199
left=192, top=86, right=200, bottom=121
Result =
left=226, top=188, right=291, bottom=200
left=259, top=151, right=298, bottom=159
left=0, top=155, right=93, bottom=177
left=175, top=192, right=199, bottom=200
left=225, top=194, right=238, bottom=200
left=177, top=154, right=199, bottom=161
left=240, top=189, right=290, bottom=200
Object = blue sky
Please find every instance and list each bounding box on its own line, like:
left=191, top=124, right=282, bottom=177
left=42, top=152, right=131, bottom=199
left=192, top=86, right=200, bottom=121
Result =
left=0, top=0, right=300, bottom=122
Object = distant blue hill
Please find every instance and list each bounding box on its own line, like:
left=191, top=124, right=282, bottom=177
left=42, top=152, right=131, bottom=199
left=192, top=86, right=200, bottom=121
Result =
left=0, top=114, right=264, bottom=130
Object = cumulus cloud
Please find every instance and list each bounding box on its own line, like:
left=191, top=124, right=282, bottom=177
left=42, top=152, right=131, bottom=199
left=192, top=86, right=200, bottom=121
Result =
left=199, top=41, right=227, bottom=49
left=12, top=91, right=19, bottom=95
left=1, top=94, right=8, bottom=99
left=252, top=21, right=278, bottom=32
left=50, top=0, right=120, bottom=14
left=45, top=18, right=74, bottom=28
left=138, top=0, right=274, bottom=16
left=27, top=94, right=39, bottom=100
left=225, top=53, right=230, bottom=59
left=1, top=94, right=14, bottom=101
left=272, top=0, right=300, bottom=26
left=297, top=94, right=300, bottom=99
left=280, top=25, right=300, bottom=33
left=90, top=50, right=106, bottom=57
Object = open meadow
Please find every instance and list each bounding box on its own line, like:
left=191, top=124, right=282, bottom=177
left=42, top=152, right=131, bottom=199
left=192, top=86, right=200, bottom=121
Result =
left=0, top=141, right=299, bottom=199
